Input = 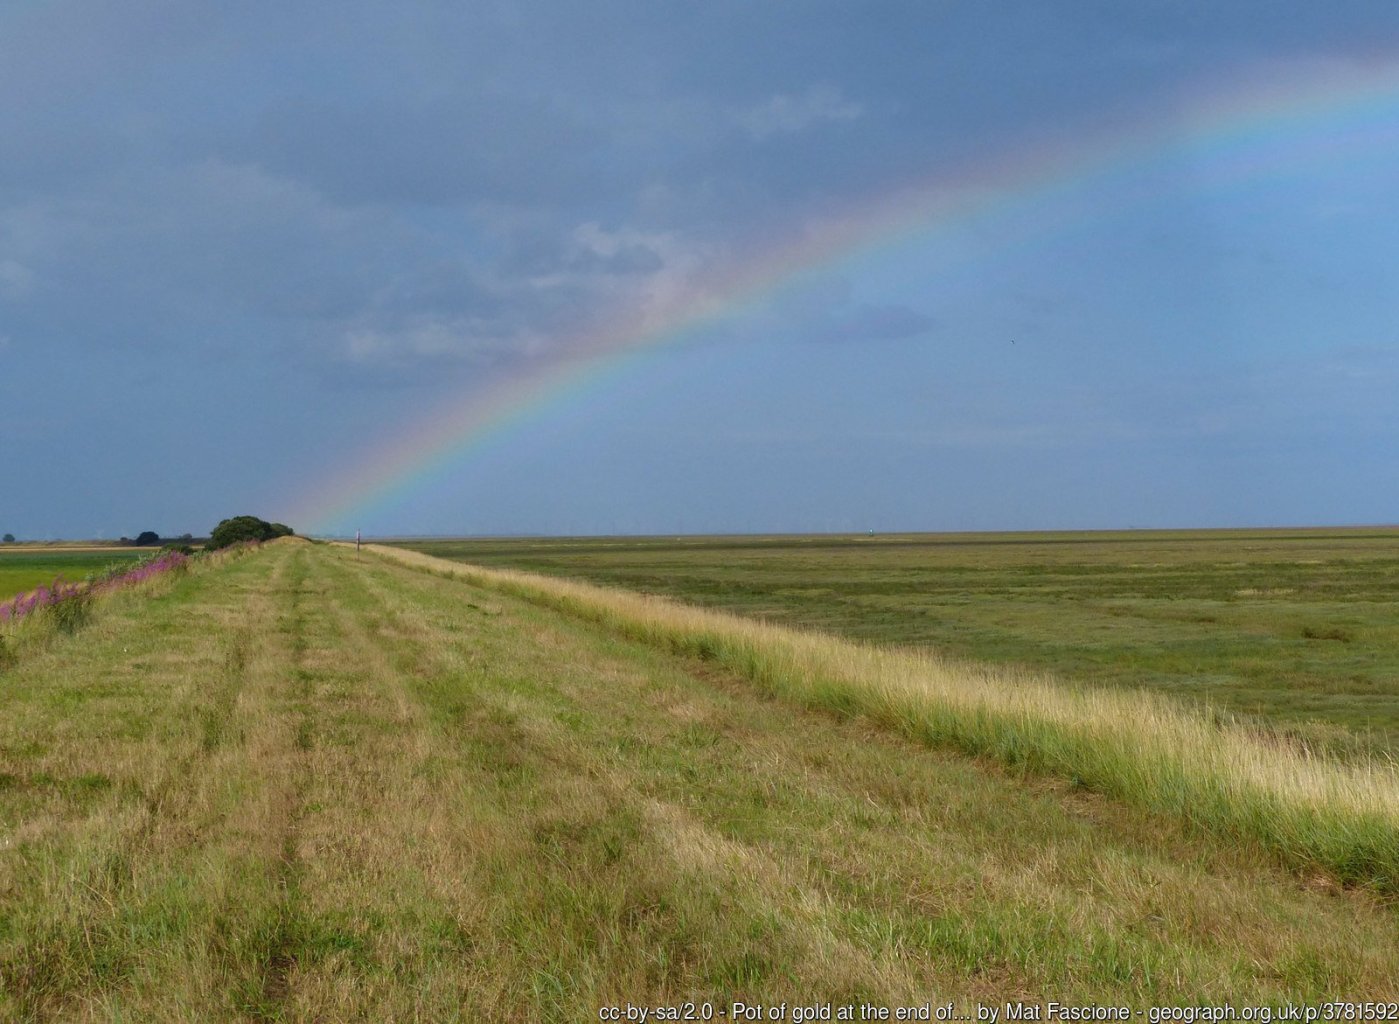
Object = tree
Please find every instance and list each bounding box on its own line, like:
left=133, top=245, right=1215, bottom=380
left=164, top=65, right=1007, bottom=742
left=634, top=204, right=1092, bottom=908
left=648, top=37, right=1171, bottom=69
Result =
left=134, top=531, right=161, bottom=546
left=207, top=515, right=295, bottom=550
left=2, top=533, right=14, bottom=543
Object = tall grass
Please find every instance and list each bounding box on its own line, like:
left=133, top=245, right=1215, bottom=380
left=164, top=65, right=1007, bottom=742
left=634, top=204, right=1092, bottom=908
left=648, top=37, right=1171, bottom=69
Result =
left=0, top=548, right=196, bottom=664
left=0, top=550, right=190, bottom=625
left=370, top=544, right=1399, bottom=894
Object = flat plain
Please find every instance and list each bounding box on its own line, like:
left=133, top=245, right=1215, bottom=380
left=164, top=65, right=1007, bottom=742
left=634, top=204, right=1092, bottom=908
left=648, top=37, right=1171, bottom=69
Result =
left=2, top=539, right=1397, bottom=1020
left=402, top=528, right=1399, bottom=759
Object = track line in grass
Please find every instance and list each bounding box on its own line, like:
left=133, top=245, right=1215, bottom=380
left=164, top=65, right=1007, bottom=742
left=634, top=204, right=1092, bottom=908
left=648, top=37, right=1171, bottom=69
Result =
left=250, top=546, right=313, bottom=1021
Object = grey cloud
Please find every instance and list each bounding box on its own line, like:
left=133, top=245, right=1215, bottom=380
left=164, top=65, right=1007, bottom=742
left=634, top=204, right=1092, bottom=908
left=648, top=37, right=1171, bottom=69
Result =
left=577, top=243, right=665, bottom=275
left=339, top=317, right=525, bottom=369
left=739, top=85, right=863, bottom=140
left=497, top=225, right=669, bottom=279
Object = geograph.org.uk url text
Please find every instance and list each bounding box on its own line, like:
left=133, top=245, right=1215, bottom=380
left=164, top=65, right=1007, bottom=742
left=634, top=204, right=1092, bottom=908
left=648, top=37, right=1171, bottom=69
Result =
left=597, top=1002, right=1399, bottom=1024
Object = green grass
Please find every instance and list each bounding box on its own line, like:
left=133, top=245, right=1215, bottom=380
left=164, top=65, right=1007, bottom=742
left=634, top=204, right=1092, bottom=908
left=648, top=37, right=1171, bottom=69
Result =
left=3, top=541, right=1396, bottom=1018
left=0, top=550, right=148, bottom=601
left=399, top=528, right=1399, bottom=758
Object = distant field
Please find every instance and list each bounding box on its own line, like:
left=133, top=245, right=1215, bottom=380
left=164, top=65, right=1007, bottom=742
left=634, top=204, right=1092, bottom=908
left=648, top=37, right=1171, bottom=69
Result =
left=3, top=541, right=1396, bottom=1018
left=0, top=548, right=148, bottom=600
left=400, top=528, right=1399, bottom=758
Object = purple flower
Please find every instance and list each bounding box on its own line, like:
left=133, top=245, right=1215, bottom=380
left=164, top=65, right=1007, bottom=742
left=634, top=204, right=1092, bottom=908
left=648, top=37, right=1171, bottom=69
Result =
left=1, top=550, right=192, bottom=627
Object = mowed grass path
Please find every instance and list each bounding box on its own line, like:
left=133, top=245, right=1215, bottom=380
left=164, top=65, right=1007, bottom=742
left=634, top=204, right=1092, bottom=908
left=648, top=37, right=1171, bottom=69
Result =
left=403, top=530, right=1399, bottom=758
left=1, top=542, right=1396, bottom=1020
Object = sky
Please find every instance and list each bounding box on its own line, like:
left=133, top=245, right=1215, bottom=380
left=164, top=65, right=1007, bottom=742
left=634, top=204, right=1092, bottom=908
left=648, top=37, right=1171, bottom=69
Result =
left=1, top=1, right=1397, bottom=539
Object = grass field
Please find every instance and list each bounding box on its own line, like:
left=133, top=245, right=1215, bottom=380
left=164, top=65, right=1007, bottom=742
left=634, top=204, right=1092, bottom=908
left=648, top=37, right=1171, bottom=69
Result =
left=400, top=529, right=1399, bottom=759
left=0, top=549, right=148, bottom=602
left=1, top=541, right=1397, bottom=1019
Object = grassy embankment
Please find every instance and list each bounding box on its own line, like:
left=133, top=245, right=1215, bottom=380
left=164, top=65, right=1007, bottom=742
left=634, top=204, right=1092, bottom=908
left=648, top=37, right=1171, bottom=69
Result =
left=402, top=529, right=1399, bottom=759
left=2, top=541, right=1396, bottom=1019
left=377, top=543, right=1399, bottom=894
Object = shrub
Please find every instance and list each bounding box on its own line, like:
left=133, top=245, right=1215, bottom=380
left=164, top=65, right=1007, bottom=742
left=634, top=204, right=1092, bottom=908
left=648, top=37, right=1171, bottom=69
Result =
left=207, top=515, right=294, bottom=550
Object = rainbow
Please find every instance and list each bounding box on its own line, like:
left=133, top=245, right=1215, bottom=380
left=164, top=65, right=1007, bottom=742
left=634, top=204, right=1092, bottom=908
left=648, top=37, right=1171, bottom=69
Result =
left=286, top=55, right=1399, bottom=534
